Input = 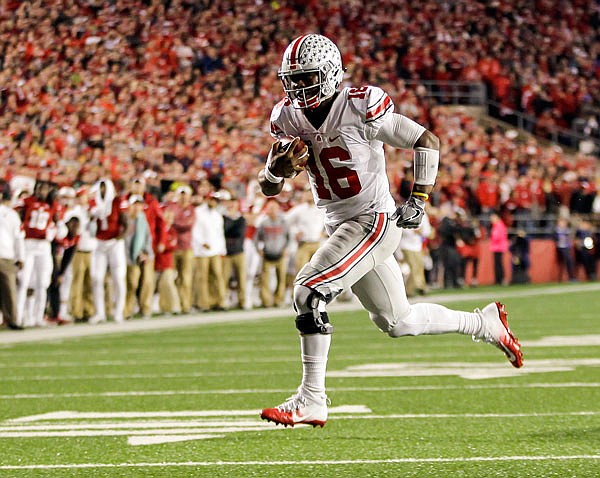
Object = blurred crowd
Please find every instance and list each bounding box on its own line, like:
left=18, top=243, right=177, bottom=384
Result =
left=0, top=173, right=597, bottom=330
left=0, top=0, right=598, bottom=329
left=0, top=176, right=332, bottom=328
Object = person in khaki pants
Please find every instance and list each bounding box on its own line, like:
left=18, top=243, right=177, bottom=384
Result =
left=67, top=187, right=96, bottom=321
left=124, top=195, right=153, bottom=319
left=255, top=200, right=290, bottom=308
left=286, top=189, right=325, bottom=277
left=398, top=212, right=432, bottom=297
left=0, top=182, right=25, bottom=329
left=171, top=186, right=195, bottom=313
left=127, top=178, right=166, bottom=319
left=191, top=192, right=227, bottom=311
left=155, top=207, right=181, bottom=314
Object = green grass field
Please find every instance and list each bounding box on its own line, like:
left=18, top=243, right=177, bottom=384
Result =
left=0, top=284, right=599, bottom=477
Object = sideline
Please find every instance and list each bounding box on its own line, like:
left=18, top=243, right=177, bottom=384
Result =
left=1, top=282, right=599, bottom=345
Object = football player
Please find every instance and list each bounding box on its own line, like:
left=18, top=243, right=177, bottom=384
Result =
left=16, top=181, right=59, bottom=327
left=259, top=34, right=523, bottom=428
left=89, top=178, right=128, bottom=324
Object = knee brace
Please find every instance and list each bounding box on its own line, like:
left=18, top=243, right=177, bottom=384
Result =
left=293, top=285, right=333, bottom=335
left=296, top=310, right=333, bottom=335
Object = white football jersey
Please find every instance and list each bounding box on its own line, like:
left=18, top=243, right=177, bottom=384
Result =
left=270, top=85, right=405, bottom=226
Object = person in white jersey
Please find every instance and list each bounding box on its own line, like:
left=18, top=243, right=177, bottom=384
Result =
left=259, top=34, right=523, bottom=428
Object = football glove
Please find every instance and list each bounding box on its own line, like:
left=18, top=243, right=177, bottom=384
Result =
left=393, top=195, right=425, bottom=229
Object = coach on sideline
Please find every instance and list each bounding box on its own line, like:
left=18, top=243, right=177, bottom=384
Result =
left=0, top=181, right=25, bottom=329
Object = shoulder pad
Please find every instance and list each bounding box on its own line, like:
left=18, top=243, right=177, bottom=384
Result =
left=343, top=86, right=393, bottom=124
left=270, top=97, right=291, bottom=139
left=364, top=86, right=393, bottom=124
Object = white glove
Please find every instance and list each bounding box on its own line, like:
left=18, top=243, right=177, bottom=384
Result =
left=393, top=196, right=425, bottom=229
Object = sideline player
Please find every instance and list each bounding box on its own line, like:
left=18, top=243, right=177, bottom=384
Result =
left=16, top=181, right=58, bottom=327
left=259, top=34, right=523, bottom=428
left=89, top=178, right=128, bottom=324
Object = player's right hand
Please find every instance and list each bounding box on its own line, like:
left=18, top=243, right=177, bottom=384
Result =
left=393, top=196, right=425, bottom=229
left=267, top=137, right=308, bottom=179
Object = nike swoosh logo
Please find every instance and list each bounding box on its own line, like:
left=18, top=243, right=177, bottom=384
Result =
left=328, top=135, right=340, bottom=142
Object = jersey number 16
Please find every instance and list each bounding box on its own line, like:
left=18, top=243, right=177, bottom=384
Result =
left=307, top=146, right=362, bottom=200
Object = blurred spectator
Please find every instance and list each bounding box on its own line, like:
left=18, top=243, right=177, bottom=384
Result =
left=47, top=187, right=78, bottom=324
left=574, top=220, right=597, bottom=281
left=255, top=200, right=290, bottom=308
left=48, top=215, right=79, bottom=324
left=509, top=229, right=531, bottom=284
left=171, top=185, right=195, bottom=314
left=437, top=209, right=464, bottom=289
left=223, top=193, right=248, bottom=310
left=243, top=207, right=262, bottom=310
left=89, top=179, right=128, bottom=324
left=68, top=187, right=96, bottom=321
left=127, top=178, right=165, bottom=319
left=124, top=195, right=153, bottom=320
left=398, top=212, right=432, bottom=297
left=155, top=207, right=181, bottom=315
left=192, top=192, right=227, bottom=311
left=456, top=215, right=483, bottom=287
left=489, top=212, right=509, bottom=286
left=285, top=189, right=325, bottom=279
left=0, top=182, right=25, bottom=329
left=554, top=217, right=576, bottom=282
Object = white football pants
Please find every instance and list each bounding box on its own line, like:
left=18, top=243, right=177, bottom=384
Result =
left=296, top=212, right=477, bottom=337
left=17, top=239, right=53, bottom=327
left=91, top=238, right=127, bottom=322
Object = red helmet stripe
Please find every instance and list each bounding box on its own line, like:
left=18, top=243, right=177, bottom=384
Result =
left=289, top=35, right=308, bottom=70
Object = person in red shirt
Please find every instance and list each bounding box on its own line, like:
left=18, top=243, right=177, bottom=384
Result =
left=89, top=178, right=128, bottom=324
left=476, top=173, right=500, bottom=213
left=16, top=181, right=59, bottom=327
left=513, top=175, right=534, bottom=231
left=170, top=185, right=195, bottom=313
left=155, top=207, right=181, bottom=315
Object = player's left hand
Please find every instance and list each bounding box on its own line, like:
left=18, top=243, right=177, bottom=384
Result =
left=393, top=196, right=425, bottom=229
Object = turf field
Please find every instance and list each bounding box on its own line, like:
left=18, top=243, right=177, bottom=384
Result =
left=0, top=283, right=599, bottom=477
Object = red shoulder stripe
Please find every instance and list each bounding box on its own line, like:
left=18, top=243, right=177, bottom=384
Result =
left=366, top=94, right=391, bottom=120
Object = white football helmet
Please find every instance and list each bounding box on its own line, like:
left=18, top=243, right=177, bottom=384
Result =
left=278, top=34, right=344, bottom=109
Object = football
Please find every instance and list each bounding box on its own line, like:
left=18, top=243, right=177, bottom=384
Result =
left=270, top=136, right=309, bottom=178
left=277, top=136, right=307, bottom=156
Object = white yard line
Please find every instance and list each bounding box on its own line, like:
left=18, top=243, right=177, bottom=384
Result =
left=2, top=282, right=599, bottom=345
left=1, top=455, right=599, bottom=469
left=9, top=406, right=370, bottom=422
left=0, top=382, right=598, bottom=400
left=3, top=411, right=598, bottom=431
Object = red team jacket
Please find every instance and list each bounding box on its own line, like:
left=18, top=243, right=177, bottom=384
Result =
left=95, top=196, right=129, bottom=240
left=154, top=225, right=178, bottom=271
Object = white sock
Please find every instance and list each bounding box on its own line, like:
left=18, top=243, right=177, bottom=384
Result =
left=458, top=310, right=483, bottom=336
left=390, top=303, right=482, bottom=337
left=299, top=333, right=331, bottom=400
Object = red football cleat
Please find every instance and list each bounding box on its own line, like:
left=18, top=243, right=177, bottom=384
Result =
left=475, top=302, right=523, bottom=368
left=260, top=393, right=328, bottom=428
